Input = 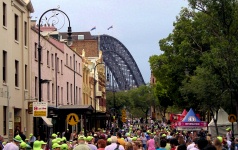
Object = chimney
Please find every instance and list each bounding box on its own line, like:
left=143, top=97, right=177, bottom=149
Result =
left=31, top=20, right=37, bottom=27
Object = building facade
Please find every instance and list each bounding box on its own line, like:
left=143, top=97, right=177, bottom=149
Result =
left=30, top=24, right=83, bottom=135
left=0, top=0, right=34, bottom=140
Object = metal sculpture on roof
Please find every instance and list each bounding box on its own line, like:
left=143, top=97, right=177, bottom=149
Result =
left=99, top=34, right=145, bottom=91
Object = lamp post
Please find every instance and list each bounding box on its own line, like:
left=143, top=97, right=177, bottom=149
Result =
left=37, top=8, right=72, bottom=138
left=94, top=63, right=104, bottom=129
left=38, top=8, right=72, bottom=103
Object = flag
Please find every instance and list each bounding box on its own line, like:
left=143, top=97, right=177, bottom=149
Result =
left=107, top=25, right=113, bottom=30
left=90, top=26, right=96, bottom=31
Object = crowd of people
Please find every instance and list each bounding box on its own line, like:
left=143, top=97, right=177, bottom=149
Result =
left=0, top=125, right=237, bottom=150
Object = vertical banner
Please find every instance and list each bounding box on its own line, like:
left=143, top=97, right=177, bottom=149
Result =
left=28, top=102, right=33, bottom=114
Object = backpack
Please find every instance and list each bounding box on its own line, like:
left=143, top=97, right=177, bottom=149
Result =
left=114, top=144, right=120, bottom=150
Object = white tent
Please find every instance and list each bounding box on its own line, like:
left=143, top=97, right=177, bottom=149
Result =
left=208, top=108, right=237, bottom=136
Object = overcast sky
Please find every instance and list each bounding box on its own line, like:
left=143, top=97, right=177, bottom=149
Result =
left=31, top=0, right=188, bottom=83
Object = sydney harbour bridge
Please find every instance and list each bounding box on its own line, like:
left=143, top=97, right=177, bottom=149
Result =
left=97, top=34, right=145, bottom=91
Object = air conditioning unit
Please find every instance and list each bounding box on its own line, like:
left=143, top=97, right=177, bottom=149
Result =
left=96, top=91, right=102, bottom=98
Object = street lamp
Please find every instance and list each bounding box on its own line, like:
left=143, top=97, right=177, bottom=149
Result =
left=94, top=63, right=104, bottom=129
left=38, top=8, right=72, bottom=103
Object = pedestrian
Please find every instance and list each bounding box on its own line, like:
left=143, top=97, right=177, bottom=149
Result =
left=117, top=132, right=126, bottom=148
left=64, top=129, right=71, bottom=141
left=4, top=135, right=22, bottom=150
left=29, top=133, right=36, bottom=148
left=105, top=136, right=125, bottom=150
left=97, top=139, right=107, bottom=150
left=147, top=135, right=155, bottom=150
left=86, top=136, right=97, bottom=150
left=73, top=136, right=90, bottom=150
left=0, top=135, right=4, bottom=150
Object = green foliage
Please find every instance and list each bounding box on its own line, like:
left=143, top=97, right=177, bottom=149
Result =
left=149, top=0, right=238, bottom=116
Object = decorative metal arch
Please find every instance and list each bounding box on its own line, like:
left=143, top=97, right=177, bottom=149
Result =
left=99, top=34, right=145, bottom=91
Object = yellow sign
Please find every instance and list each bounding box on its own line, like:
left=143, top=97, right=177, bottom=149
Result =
left=67, top=113, right=79, bottom=126
left=34, top=111, right=47, bottom=117
left=121, top=109, right=126, bottom=123
left=228, top=114, right=237, bottom=123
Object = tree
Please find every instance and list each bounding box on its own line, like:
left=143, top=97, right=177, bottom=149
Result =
left=129, top=85, right=155, bottom=123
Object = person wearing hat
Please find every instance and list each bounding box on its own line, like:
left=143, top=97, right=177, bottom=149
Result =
left=226, top=127, right=232, bottom=141
left=60, top=143, right=68, bottom=150
left=33, top=140, right=42, bottom=150
left=48, top=133, right=57, bottom=150
left=86, top=136, right=97, bottom=150
left=40, top=140, right=47, bottom=150
left=105, top=136, right=124, bottom=150
left=20, top=141, right=27, bottom=150
left=52, top=143, right=61, bottom=150
left=73, top=136, right=90, bottom=150
left=4, top=135, right=22, bottom=150
left=29, top=133, right=36, bottom=148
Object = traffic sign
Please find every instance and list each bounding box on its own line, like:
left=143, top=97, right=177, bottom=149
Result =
left=228, top=114, right=237, bottom=123
left=67, top=113, right=79, bottom=126
left=33, top=102, right=48, bottom=117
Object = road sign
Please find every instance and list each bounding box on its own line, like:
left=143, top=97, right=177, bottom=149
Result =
left=121, top=109, right=126, bottom=123
left=67, top=113, right=79, bottom=126
left=33, top=102, right=48, bottom=117
left=228, top=114, right=237, bottom=123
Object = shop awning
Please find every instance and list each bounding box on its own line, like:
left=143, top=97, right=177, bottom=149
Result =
left=41, top=117, right=53, bottom=127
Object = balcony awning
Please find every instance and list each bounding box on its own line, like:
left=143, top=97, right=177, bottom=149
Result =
left=41, top=117, right=53, bottom=127
left=57, top=105, right=94, bottom=110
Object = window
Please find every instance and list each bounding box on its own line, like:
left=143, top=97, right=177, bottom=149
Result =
left=70, top=56, right=72, bottom=68
left=25, top=65, right=27, bottom=89
left=34, top=43, right=37, bottom=60
left=66, top=82, right=69, bottom=103
left=76, top=86, right=78, bottom=105
left=3, top=2, right=6, bottom=26
left=70, top=84, right=72, bottom=104
left=79, top=88, right=81, bottom=102
left=3, top=50, right=7, bottom=83
left=47, top=51, right=49, bottom=66
left=57, top=86, right=60, bottom=104
left=76, top=61, right=77, bottom=72
left=57, top=58, right=59, bottom=73
left=61, top=60, right=63, bottom=74
left=79, top=63, right=81, bottom=74
left=52, top=83, right=54, bottom=102
left=15, top=60, right=19, bottom=87
left=66, top=53, right=68, bottom=66
left=61, top=87, right=63, bottom=105
left=3, top=106, right=6, bottom=135
left=47, top=82, right=50, bottom=101
left=51, top=54, right=54, bottom=69
left=35, top=77, right=38, bottom=98
left=14, top=14, right=18, bottom=41
left=24, top=22, right=27, bottom=46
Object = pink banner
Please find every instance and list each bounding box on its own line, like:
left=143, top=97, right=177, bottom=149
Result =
left=175, top=122, right=207, bottom=127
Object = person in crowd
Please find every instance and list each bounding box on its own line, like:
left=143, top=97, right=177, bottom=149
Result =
left=134, top=141, right=143, bottom=150
left=97, top=139, right=107, bottom=150
left=104, top=136, right=125, bottom=150
left=156, top=139, right=167, bottom=150
left=140, top=132, right=147, bottom=150
left=170, top=138, right=178, bottom=150
left=226, top=127, right=232, bottom=141
left=125, top=142, right=133, bottom=150
left=197, top=138, right=208, bottom=150
left=117, top=132, right=126, bottom=148
left=87, top=136, right=97, bottom=150
left=73, top=136, right=90, bottom=150
left=177, top=144, right=186, bottom=150
left=178, top=136, right=186, bottom=145
left=213, top=137, right=226, bottom=150
left=147, top=134, right=155, bottom=150
left=4, top=135, right=22, bottom=150
left=64, top=129, right=71, bottom=142
left=0, top=135, right=4, bottom=150
left=29, top=133, right=36, bottom=148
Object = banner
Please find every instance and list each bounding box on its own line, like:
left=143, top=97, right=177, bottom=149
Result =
left=33, top=102, right=48, bottom=117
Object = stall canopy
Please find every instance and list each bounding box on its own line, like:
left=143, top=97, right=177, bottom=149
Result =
left=176, top=108, right=207, bottom=131
left=208, top=108, right=237, bottom=136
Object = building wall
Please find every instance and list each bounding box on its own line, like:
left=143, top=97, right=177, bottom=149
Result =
left=0, top=0, right=34, bottom=140
left=30, top=28, right=83, bottom=133
left=72, top=40, right=98, bottom=57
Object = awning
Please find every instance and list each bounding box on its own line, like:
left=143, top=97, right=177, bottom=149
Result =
left=41, top=117, right=53, bottom=127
